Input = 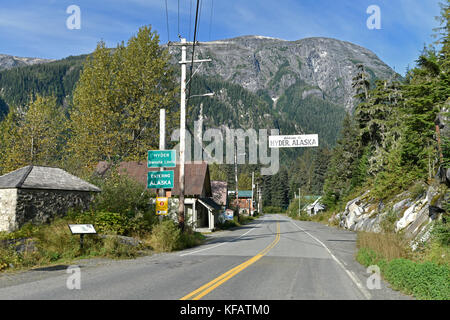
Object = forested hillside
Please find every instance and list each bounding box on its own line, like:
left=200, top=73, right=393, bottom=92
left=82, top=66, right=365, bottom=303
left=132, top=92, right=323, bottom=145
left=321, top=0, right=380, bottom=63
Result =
left=0, top=55, right=86, bottom=117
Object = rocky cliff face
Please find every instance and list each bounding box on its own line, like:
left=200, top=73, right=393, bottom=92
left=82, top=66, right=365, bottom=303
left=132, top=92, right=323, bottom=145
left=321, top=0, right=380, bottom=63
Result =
left=329, top=180, right=449, bottom=249
left=0, top=54, right=52, bottom=71
left=169, top=35, right=397, bottom=112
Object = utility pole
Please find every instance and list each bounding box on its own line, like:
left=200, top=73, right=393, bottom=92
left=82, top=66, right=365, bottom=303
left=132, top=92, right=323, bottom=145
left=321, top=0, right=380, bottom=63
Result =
left=298, top=187, right=301, bottom=217
left=159, top=109, right=166, bottom=223
left=176, top=38, right=212, bottom=231
left=251, top=171, right=254, bottom=216
left=179, top=38, right=187, bottom=231
left=258, top=185, right=262, bottom=214
left=234, top=143, right=239, bottom=222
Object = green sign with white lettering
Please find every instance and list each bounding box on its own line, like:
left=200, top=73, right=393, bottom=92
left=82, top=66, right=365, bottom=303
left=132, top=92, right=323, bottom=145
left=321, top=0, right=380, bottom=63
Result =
left=148, top=150, right=176, bottom=168
left=147, top=171, right=174, bottom=189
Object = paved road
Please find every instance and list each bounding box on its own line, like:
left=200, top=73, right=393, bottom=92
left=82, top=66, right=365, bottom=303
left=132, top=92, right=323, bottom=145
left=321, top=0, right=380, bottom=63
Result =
left=0, top=214, right=410, bottom=300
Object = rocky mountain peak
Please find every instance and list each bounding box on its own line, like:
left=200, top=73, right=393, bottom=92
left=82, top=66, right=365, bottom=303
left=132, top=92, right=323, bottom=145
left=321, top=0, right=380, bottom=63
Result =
left=169, top=35, right=397, bottom=112
left=0, top=54, right=53, bottom=71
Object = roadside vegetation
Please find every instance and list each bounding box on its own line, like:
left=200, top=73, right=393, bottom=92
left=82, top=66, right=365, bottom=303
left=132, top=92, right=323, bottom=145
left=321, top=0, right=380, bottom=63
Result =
left=295, top=1, right=450, bottom=300
left=216, top=214, right=257, bottom=231
left=356, top=224, right=450, bottom=300
left=0, top=173, right=205, bottom=273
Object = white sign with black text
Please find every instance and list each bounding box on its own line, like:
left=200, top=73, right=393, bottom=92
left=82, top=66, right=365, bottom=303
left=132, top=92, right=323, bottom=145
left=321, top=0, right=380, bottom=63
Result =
left=269, top=134, right=319, bottom=148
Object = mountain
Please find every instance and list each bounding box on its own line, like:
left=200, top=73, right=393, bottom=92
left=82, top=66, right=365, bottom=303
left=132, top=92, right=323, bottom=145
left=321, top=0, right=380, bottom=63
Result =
left=168, top=35, right=397, bottom=112
left=170, top=36, right=397, bottom=152
left=0, top=36, right=397, bottom=150
left=0, top=55, right=86, bottom=114
left=0, top=54, right=52, bottom=71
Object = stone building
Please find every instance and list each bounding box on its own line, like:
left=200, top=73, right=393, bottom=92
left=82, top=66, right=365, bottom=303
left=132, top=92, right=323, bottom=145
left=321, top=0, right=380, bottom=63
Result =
left=0, top=166, right=101, bottom=232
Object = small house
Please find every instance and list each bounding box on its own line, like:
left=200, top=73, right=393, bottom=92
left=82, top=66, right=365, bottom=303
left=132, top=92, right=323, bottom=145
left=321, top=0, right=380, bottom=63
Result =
left=305, top=197, right=326, bottom=216
left=0, top=166, right=101, bottom=232
left=228, top=190, right=254, bottom=216
left=96, top=161, right=221, bottom=231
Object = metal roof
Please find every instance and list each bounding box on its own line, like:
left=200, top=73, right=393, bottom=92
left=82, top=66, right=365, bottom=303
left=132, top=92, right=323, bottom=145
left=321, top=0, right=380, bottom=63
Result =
left=0, top=166, right=101, bottom=192
left=228, top=190, right=253, bottom=198
left=96, top=161, right=211, bottom=197
left=198, top=197, right=222, bottom=211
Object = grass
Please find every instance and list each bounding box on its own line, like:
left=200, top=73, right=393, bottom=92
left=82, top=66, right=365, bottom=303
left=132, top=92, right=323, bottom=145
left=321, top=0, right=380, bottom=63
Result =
left=216, top=215, right=256, bottom=231
left=356, top=230, right=450, bottom=300
left=357, top=231, right=410, bottom=261
left=0, top=215, right=207, bottom=273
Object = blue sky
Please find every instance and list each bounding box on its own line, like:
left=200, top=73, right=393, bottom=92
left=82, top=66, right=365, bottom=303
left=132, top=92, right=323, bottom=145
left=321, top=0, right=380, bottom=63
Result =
left=0, top=0, right=444, bottom=75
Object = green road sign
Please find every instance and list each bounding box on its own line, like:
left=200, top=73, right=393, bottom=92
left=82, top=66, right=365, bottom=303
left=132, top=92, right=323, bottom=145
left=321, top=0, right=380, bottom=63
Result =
left=147, top=171, right=174, bottom=189
left=148, top=150, right=176, bottom=168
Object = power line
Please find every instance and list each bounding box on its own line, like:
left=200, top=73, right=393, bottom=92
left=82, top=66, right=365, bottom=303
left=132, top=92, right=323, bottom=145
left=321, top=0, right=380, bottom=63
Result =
left=209, top=0, right=214, bottom=41
left=165, top=0, right=170, bottom=42
left=197, top=0, right=203, bottom=41
left=189, top=0, right=193, bottom=42
left=186, top=0, right=201, bottom=109
left=177, top=0, right=180, bottom=37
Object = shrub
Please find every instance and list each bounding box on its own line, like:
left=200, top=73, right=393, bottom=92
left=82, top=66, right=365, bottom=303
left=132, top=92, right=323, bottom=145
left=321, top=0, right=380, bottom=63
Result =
left=67, top=209, right=155, bottom=237
left=431, top=220, right=450, bottom=247
left=149, top=220, right=181, bottom=252
left=91, top=171, right=154, bottom=216
left=380, top=210, right=400, bottom=233
left=217, top=219, right=239, bottom=230
left=383, top=259, right=450, bottom=300
left=100, top=236, right=139, bottom=259
left=356, top=247, right=379, bottom=267
left=177, top=228, right=206, bottom=250
left=92, top=211, right=128, bottom=235
left=263, top=206, right=285, bottom=214
left=356, top=232, right=450, bottom=300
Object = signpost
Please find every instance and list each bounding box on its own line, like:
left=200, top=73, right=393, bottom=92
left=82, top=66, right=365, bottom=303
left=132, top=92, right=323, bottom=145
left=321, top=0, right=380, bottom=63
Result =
left=147, top=170, right=174, bottom=189
left=68, top=224, right=97, bottom=252
left=148, top=150, right=176, bottom=168
left=269, top=134, right=319, bottom=148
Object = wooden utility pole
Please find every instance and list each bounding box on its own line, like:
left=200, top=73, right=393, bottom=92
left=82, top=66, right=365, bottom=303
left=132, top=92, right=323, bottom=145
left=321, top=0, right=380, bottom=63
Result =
left=159, top=109, right=166, bottom=223
left=257, top=184, right=262, bottom=215
left=234, top=143, right=239, bottom=221
left=251, top=171, right=255, bottom=216
left=298, top=188, right=301, bottom=217
left=178, top=38, right=187, bottom=231
left=176, top=38, right=212, bottom=231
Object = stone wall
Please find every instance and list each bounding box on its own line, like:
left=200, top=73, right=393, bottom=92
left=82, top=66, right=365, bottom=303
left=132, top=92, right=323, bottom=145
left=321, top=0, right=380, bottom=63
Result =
left=14, top=189, right=94, bottom=230
left=0, top=189, right=18, bottom=232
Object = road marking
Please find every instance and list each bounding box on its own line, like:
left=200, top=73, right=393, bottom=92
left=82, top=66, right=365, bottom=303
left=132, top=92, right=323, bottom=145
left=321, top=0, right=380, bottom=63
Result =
left=179, top=217, right=266, bottom=257
left=290, top=220, right=372, bottom=300
left=181, top=221, right=280, bottom=300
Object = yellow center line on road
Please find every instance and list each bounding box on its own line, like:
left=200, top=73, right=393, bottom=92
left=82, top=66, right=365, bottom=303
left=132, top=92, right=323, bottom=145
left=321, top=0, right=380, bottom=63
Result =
left=180, top=221, right=281, bottom=300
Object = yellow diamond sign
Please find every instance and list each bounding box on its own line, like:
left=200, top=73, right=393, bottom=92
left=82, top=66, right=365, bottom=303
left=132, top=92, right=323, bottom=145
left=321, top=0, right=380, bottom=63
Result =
left=156, top=197, right=169, bottom=216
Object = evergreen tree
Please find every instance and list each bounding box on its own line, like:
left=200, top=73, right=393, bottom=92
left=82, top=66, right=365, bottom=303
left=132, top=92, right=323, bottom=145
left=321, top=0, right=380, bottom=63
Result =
left=311, top=146, right=332, bottom=195
left=352, top=64, right=370, bottom=104
left=322, top=113, right=362, bottom=206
